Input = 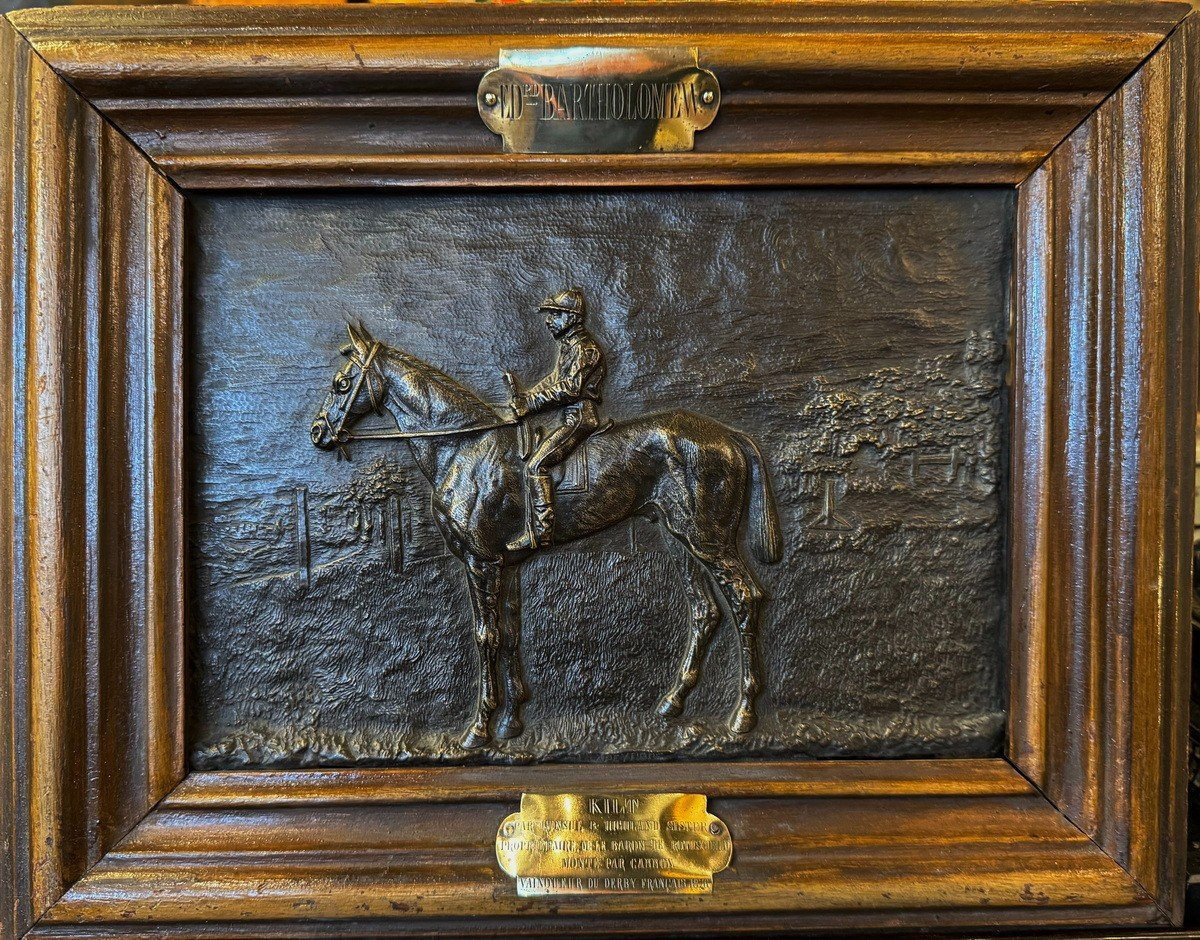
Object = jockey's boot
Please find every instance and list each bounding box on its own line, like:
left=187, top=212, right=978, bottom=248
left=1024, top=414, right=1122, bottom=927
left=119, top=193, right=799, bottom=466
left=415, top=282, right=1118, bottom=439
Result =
left=507, top=471, right=554, bottom=553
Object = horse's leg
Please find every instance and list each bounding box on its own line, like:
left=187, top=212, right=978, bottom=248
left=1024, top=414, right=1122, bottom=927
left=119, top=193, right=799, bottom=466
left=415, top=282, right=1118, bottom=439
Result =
left=698, top=549, right=763, bottom=735
left=494, top=566, right=529, bottom=740
left=460, top=555, right=503, bottom=750
left=657, top=534, right=723, bottom=719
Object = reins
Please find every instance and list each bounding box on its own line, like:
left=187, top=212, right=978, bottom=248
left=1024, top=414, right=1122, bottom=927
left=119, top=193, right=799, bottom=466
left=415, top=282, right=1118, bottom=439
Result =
left=332, top=341, right=517, bottom=454
left=345, top=422, right=516, bottom=442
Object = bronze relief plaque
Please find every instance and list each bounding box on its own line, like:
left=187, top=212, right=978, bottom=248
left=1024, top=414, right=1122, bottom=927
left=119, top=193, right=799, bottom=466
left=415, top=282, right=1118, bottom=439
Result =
left=187, top=188, right=1012, bottom=768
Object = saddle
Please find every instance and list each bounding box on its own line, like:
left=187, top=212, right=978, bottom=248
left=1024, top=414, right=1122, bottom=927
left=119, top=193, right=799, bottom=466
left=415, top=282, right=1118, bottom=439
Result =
left=545, top=418, right=613, bottom=495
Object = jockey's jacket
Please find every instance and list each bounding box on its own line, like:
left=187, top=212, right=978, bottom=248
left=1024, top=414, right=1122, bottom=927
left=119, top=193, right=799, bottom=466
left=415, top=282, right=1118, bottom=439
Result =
left=523, top=325, right=607, bottom=415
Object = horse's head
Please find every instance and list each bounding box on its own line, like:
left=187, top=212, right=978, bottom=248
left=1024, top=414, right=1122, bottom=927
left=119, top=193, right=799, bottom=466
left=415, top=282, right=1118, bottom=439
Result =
left=310, top=321, right=387, bottom=451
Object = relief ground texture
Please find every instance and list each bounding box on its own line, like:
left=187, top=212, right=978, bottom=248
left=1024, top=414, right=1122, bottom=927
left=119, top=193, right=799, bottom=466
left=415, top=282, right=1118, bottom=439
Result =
left=188, top=188, right=1012, bottom=767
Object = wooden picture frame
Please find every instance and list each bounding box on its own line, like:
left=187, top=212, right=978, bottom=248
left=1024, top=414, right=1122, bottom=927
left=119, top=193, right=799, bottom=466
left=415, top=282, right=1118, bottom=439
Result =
left=1, top=2, right=1196, bottom=936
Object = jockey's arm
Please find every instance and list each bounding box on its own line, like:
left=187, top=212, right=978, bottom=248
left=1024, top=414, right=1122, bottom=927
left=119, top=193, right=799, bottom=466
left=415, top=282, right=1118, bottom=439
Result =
left=522, top=371, right=583, bottom=415
left=521, top=346, right=599, bottom=416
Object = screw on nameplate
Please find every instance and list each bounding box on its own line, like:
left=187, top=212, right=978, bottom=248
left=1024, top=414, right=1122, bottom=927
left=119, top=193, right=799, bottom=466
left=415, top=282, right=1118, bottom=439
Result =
left=477, top=47, right=721, bottom=154
left=495, top=792, right=733, bottom=896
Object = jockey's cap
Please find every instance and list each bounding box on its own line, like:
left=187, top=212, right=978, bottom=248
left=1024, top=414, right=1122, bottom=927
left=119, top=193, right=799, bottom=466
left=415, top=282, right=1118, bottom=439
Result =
left=539, top=287, right=586, bottom=319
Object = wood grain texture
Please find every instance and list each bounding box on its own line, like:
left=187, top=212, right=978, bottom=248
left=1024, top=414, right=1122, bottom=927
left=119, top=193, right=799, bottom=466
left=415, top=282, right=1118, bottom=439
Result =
left=1010, top=13, right=1199, bottom=924
left=144, top=169, right=185, bottom=806
left=1009, top=163, right=1052, bottom=788
left=36, top=780, right=1161, bottom=934
left=8, top=1, right=1192, bottom=187
left=0, top=20, right=186, bottom=940
left=163, top=759, right=1033, bottom=809
left=0, top=19, right=31, bottom=940
left=0, top=1, right=1196, bottom=935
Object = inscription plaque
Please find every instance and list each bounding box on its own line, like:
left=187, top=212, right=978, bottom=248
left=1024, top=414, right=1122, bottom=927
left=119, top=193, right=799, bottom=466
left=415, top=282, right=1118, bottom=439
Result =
left=478, top=47, right=720, bottom=153
left=496, top=793, right=732, bottom=896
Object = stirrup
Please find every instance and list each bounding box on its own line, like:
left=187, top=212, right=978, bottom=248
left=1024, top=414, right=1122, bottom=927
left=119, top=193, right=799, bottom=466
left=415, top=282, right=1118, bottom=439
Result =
left=507, top=508, right=553, bottom=552
left=507, top=527, right=538, bottom=553
left=508, top=504, right=553, bottom=553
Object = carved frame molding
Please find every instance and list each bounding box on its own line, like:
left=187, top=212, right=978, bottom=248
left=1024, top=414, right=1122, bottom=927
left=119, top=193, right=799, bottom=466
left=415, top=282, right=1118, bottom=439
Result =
left=0, top=3, right=1196, bottom=936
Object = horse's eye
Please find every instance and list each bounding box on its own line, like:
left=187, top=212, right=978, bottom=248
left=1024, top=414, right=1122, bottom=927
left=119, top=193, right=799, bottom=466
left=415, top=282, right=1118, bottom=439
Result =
left=333, top=375, right=352, bottom=394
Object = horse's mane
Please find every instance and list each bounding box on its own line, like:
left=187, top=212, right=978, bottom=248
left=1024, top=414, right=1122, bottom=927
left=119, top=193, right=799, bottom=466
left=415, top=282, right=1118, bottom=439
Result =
left=380, top=344, right=502, bottom=430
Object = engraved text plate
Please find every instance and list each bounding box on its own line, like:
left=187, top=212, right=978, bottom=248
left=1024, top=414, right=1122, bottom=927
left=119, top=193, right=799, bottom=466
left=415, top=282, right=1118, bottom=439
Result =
left=477, top=48, right=720, bottom=154
left=496, top=793, right=732, bottom=895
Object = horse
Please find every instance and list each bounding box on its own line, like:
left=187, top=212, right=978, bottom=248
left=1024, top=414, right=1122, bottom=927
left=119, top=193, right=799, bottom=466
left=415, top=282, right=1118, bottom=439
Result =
left=310, top=321, right=782, bottom=749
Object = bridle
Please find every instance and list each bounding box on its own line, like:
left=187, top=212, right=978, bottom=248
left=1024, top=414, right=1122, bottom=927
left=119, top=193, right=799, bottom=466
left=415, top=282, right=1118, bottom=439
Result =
left=329, top=340, right=385, bottom=446
left=321, top=340, right=516, bottom=459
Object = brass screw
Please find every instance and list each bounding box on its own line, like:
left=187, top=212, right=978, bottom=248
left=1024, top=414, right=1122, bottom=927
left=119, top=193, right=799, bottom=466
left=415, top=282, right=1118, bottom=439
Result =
left=709, top=821, right=723, bottom=835
left=701, top=89, right=716, bottom=105
left=483, top=91, right=499, bottom=108
left=503, top=823, right=515, bottom=837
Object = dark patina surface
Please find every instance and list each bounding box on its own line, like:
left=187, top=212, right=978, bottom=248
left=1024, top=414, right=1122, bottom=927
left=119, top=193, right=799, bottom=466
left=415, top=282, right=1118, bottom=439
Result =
left=187, top=188, right=1013, bottom=768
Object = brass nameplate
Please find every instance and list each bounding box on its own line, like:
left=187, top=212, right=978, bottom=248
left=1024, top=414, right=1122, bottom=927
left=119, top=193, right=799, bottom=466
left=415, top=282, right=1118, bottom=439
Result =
left=477, top=48, right=720, bottom=154
left=496, top=793, right=732, bottom=896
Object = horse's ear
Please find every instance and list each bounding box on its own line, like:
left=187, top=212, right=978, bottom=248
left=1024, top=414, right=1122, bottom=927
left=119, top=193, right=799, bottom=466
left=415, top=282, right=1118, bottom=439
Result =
left=355, top=319, right=375, bottom=344
left=346, top=321, right=365, bottom=353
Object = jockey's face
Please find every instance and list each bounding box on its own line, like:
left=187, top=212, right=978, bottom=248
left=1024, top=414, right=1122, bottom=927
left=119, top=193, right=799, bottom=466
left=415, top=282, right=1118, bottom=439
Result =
left=543, top=306, right=577, bottom=337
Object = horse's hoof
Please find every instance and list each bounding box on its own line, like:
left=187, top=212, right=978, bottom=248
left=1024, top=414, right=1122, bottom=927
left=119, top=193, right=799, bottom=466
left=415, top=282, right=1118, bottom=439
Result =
left=730, top=706, right=757, bottom=735
left=495, top=715, right=525, bottom=740
left=657, top=694, right=684, bottom=718
left=460, top=725, right=491, bottom=750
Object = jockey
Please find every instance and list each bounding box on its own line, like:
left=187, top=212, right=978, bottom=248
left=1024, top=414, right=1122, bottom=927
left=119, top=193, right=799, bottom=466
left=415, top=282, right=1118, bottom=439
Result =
left=507, top=287, right=607, bottom=552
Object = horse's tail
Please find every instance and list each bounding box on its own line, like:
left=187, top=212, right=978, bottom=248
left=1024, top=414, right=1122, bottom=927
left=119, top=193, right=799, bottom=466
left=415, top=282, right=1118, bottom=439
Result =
left=736, top=433, right=782, bottom=565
